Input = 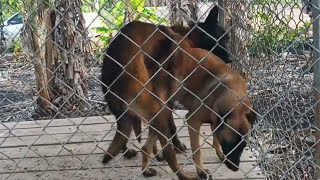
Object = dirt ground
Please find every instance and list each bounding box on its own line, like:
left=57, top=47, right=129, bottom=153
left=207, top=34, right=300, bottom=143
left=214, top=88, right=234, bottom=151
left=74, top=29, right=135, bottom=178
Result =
left=0, top=53, right=108, bottom=122
left=247, top=49, right=316, bottom=179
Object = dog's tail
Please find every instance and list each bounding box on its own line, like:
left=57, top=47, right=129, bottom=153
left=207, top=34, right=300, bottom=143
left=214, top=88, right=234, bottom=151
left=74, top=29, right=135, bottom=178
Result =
left=132, top=117, right=142, bottom=143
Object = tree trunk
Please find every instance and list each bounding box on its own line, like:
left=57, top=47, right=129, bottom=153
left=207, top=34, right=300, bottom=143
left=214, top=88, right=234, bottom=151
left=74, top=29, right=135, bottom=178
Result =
left=22, top=0, right=91, bottom=115
left=224, top=0, right=251, bottom=77
left=23, top=0, right=52, bottom=112
left=145, top=0, right=169, bottom=7
left=41, top=9, right=56, bottom=98
left=169, top=0, right=198, bottom=26
left=125, top=2, right=134, bottom=23
left=52, top=0, right=90, bottom=108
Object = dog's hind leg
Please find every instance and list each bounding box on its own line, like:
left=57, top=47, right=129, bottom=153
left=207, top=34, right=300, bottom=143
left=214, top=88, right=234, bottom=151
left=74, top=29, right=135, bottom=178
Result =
left=169, top=117, right=187, bottom=153
left=153, top=143, right=164, bottom=161
left=102, top=111, right=137, bottom=163
left=132, top=115, right=142, bottom=143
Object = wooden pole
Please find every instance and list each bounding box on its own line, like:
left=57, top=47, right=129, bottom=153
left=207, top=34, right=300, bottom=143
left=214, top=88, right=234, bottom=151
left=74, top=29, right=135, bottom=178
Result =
left=218, top=0, right=224, bottom=27
left=312, top=0, right=320, bottom=179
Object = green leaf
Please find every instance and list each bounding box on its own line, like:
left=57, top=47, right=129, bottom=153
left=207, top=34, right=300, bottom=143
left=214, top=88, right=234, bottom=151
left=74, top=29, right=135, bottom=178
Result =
left=130, top=0, right=145, bottom=13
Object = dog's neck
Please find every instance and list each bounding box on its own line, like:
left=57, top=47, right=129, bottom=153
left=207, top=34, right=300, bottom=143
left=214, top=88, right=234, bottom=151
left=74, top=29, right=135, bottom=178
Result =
left=171, top=23, right=202, bottom=47
left=172, top=47, right=229, bottom=83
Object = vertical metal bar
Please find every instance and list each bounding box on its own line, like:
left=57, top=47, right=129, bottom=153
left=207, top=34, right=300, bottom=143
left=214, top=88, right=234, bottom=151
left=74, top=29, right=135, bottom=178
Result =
left=312, top=0, right=320, bottom=179
left=218, top=0, right=225, bottom=27
left=0, top=5, right=4, bottom=50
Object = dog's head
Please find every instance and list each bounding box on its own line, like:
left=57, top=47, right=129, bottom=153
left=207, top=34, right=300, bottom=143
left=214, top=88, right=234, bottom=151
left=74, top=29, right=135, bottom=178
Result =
left=217, top=108, right=256, bottom=171
left=197, top=6, right=231, bottom=63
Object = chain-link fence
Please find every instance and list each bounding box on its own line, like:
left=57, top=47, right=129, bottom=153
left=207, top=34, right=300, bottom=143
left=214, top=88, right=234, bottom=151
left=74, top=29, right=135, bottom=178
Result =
left=0, top=0, right=319, bottom=179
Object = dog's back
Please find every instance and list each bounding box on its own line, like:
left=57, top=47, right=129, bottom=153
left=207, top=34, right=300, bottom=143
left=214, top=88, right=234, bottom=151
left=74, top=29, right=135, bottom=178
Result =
left=101, top=9, right=232, bottom=94
left=101, top=21, right=174, bottom=93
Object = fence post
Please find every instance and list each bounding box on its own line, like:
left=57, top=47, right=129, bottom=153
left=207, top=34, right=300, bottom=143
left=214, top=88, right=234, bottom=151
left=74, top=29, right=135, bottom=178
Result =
left=218, top=0, right=224, bottom=27
left=313, top=0, right=320, bottom=179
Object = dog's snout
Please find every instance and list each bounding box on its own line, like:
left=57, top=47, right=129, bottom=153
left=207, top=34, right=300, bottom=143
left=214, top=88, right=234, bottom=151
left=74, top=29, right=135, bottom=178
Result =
left=225, top=161, right=239, bottom=171
left=224, top=151, right=241, bottom=171
left=221, top=140, right=246, bottom=171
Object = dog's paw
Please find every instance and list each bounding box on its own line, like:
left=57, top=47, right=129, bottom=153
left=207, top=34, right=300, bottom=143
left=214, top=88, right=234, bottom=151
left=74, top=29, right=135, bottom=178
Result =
left=102, top=154, right=113, bottom=163
left=124, top=149, right=138, bottom=159
left=179, top=171, right=201, bottom=180
left=142, top=167, right=157, bottom=177
left=197, top=169, right=212, bottom=180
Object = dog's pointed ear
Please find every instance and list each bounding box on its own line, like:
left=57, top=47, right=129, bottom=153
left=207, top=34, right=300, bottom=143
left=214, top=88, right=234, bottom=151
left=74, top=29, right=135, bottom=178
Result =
left=205, top=6, right=219, bottom=25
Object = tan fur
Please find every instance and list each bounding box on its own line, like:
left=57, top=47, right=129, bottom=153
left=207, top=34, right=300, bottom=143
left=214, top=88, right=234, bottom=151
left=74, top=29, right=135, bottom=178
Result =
left=101, top=8, right=251, bottom=179
left=139, top=37, right=255, bottom=179
left=102, top=6, right=233, bottom=171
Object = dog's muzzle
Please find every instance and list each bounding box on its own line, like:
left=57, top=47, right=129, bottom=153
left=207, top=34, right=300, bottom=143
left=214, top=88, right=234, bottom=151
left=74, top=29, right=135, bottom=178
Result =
left=225, top=159, right=240, bottom=171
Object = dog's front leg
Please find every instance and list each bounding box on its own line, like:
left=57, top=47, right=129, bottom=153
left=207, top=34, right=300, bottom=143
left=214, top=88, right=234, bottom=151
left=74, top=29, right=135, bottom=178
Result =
left=210, top=119, right=224, bottom=162
left=141, top=127, right=158, bottom=177
left=155, top=109, right=200, bottom=180
left=213, top=134, right=224, bottom=162
left=188, top=119, right=211, bottom=180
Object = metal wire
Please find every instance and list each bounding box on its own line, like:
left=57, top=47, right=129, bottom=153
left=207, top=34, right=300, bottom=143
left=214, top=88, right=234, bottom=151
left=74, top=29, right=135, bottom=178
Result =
left=0, top=0, right=319, bottom=179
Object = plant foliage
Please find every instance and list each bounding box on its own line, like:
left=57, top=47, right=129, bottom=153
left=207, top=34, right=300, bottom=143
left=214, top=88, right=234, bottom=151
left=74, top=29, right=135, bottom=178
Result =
left=92, top=0, right=168, bottom=50
left=248, top=4, right=311, bottom=57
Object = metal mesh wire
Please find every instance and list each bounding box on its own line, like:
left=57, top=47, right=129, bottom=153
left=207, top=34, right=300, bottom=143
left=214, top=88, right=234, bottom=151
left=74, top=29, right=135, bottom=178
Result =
left=0, top=0, right=319, bottom=179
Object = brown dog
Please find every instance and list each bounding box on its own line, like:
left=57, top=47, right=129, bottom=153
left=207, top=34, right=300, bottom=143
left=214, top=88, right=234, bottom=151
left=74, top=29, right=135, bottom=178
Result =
left=101, top=18, right=255, bottom=180
left=101, top=6, right=232, bottom=164
left=139, top=35, right=256, bottom=179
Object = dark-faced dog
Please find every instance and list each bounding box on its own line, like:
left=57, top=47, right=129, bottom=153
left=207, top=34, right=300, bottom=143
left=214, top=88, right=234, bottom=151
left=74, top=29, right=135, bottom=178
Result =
left=139, top=36, right=255, bottom=179
left=101, top=5, right=231, bottom=164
